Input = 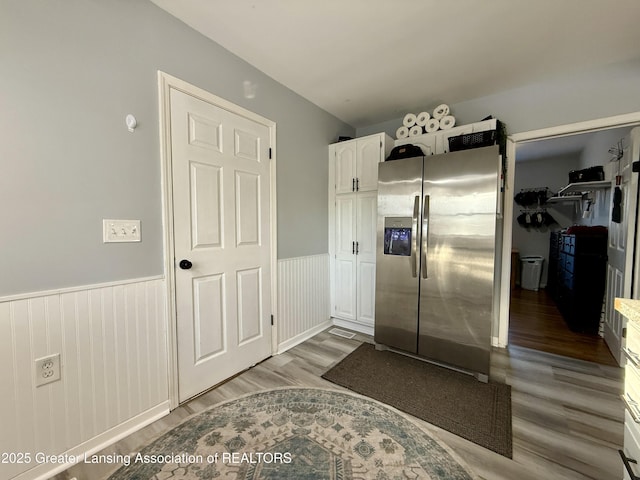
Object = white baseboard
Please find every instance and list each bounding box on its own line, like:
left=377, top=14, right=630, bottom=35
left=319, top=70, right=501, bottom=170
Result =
left=276, top=319, right=333, bottom=354
left=13, top=402, right=170, bottom=480
left=332, top=318, right=374, bottom=337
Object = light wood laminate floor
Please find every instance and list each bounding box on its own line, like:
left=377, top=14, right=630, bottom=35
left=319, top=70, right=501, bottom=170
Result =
left=54, top=328, right=624, bottom=480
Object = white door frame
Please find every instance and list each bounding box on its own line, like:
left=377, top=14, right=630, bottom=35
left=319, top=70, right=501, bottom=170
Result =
left=497, top=112, right=640, bottom=347
left=157, top=71, right=278, bottom=409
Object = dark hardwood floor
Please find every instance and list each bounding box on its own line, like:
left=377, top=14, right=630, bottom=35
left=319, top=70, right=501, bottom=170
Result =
left=509, top=287, right=619, bottom=367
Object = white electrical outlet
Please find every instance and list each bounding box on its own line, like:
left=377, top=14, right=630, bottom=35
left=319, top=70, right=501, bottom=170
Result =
left=35, top=353, right=61, bottom=387
left=103, top=219, right=141, bottom=243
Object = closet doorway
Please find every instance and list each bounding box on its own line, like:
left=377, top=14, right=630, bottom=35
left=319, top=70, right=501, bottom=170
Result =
left=507, top=125, right=634, bottom=367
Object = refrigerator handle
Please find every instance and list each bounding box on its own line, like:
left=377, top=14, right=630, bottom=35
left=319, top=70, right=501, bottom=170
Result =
left=422, top=195, right=429, bottom=278
left=411, top=195, right=419, bottom=277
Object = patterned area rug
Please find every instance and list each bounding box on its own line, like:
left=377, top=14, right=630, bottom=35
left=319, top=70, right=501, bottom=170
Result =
left=108, top=388, right=477, bottom=479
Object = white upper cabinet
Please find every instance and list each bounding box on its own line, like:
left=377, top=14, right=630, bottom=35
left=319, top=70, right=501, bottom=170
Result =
left=334, top=133, right=391, bottom=194
left=356, top=136, right=385, bottom=192
left=335, top=141, right=357, bottom=194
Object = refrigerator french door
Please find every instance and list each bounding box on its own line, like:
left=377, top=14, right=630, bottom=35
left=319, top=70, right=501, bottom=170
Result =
left=375, top=145, right=499, bottom=381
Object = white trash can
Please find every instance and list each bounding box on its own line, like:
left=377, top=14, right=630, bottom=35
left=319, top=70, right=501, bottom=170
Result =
left=520, top=256, right=544, bottom=291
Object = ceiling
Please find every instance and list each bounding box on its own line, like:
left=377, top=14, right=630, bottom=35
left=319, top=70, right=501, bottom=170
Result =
left=515, top=124, right=631, bottom=163
left=150, top=0, right=640, bottom=128
left=516, top=131, right=602, bottom=163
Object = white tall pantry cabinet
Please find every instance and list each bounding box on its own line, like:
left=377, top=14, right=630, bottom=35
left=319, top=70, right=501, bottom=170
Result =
left=329, top=133, right=393, bottom=334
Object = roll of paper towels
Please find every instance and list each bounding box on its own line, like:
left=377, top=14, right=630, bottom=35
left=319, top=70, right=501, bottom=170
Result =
left=440, top=115, right=456, bottom=130
left=396, top=126, right=409, bottom=139
left=425, top=118, right=440, bottom=133
left=403, top=113, right=417, bottom=127
left=415, top=111, right=430, bottom=126
left=433, top=104, right=450, bottom=119
left=409, top=125, right=423, bottom=137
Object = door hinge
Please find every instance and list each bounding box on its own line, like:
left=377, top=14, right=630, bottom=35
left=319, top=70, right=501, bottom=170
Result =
left=269, top=148, right=272, bottom=159
left=270, top=314, right=274, bottom=326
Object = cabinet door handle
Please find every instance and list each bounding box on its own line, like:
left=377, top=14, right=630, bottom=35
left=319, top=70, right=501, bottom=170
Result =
left=624, top=347, right=640, bottom=368
left=622, top=394, right=640, bottom=423
left=356, top=241, right=359, bottom=255
left=352, top=178, right=355, bottom=192
left=356, top=178, right=360, bottom=191
left=619, top=450, right=640, bottom=480
left=352, top=241, right=355, bottom=254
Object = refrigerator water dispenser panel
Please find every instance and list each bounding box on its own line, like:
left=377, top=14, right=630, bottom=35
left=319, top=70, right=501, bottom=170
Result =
left=383, top=217, right=412, bottom=256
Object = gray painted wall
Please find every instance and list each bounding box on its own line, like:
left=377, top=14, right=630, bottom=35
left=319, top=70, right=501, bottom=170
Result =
left=357, top=58, right=640, bottom=138
left=580, top=126, right=631, bottom=170
left=576, top=126, right=631, bottom=227
left=0, top=0, right=354, bottom=297
left=512, top=154, right=580, bottom=287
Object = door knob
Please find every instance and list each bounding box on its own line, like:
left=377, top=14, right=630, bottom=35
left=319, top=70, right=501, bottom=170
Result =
left=179, top=259, right=193, bottom=270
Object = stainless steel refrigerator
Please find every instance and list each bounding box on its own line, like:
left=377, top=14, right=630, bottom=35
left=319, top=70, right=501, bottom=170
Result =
left=374, top=145, right=499, bottom=381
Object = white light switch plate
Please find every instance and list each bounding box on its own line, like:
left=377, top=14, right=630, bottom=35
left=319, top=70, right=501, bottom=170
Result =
left=103, top=219, right=141, bottom=243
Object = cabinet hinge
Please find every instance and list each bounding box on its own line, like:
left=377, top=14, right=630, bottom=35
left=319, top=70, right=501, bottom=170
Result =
left=623, top=327, right=627, bottom=338
left=270, top=314, right=274, bottom=326
left=269, top=148, right=272, bottom=159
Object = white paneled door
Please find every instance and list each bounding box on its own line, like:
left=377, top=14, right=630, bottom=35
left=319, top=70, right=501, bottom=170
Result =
left=356, top=191, right=377, bottom=324
left=170, top=88, right=272, bottom=403
left=333, top=191, right=377, bottom=325
left=604, top=128, right=640, bottom=365
left=334, top=195, right=357, bottom=320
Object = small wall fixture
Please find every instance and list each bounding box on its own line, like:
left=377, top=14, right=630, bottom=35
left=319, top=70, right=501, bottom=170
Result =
left=125, top=114, right=137, bottom=132
left=243, top=80, right=257, bottom=99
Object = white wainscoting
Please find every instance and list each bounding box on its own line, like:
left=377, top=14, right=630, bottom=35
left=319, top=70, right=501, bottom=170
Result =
left=276, top=254, right=331, bottom=353
left=0, top=277, right=169, bottom=480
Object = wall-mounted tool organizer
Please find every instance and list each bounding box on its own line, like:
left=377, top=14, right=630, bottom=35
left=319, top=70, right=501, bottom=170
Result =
left=514, top=187, right=558, bottom=230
